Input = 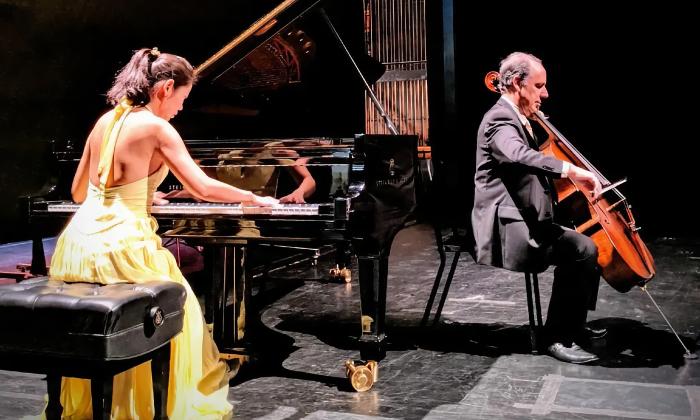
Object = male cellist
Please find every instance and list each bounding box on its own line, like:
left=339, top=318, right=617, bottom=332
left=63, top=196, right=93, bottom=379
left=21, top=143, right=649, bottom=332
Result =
left=471, top=51, right=605, bottom=364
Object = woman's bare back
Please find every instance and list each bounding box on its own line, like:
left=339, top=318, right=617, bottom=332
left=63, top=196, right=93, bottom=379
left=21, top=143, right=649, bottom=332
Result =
left=87, top=108, right=165, bottom=188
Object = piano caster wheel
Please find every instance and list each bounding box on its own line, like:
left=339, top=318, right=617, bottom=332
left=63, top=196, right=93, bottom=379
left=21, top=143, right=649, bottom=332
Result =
left=345, top=359, right=378, bottom=392
left=329, top=265, right=352, bottom=283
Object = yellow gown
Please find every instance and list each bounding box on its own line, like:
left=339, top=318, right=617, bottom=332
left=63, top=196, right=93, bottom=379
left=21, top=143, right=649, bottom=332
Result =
left=48, top=101, right=232, bottom=419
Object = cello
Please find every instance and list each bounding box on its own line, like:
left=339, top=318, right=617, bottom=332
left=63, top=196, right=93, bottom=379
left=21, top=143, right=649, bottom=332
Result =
left=484, top=71, right=655, bottom=293
left=484, top=71, right=696, bottom=359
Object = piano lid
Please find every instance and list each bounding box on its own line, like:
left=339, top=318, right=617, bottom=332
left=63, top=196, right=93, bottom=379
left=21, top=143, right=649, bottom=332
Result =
left=195, top=0, right=323, bottom=83
left=174, top=0, right=383, bottom=140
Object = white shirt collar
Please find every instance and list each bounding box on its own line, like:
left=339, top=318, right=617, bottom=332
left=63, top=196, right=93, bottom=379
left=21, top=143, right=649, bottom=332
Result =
left=500, top=95, right=530, bottom=127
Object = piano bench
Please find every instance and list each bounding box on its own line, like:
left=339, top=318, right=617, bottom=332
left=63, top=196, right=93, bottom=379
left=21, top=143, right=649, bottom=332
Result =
left=0, top=277, right=186, bottom=420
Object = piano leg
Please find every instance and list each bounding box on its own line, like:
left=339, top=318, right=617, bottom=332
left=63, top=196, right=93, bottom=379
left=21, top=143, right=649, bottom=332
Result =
left=208, top=244, right=250, bottom=355
left=335, top=239, right=351, bottom=268
left=357, top=253, right=388, bottom=361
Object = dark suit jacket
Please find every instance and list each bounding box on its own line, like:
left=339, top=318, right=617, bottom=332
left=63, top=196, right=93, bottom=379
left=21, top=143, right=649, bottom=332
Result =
left=471, top=98, right=564, bottom=272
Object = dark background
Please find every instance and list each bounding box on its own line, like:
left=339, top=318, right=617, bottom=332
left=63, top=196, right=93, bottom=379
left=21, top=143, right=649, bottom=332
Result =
left=0, top=0, right=696, bottom=244
left=431, top=2, right=696, bottom=240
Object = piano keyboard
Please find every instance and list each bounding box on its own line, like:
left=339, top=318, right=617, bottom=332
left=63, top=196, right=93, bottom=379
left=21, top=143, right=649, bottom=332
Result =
left=46, top=202, right=322, bottom=216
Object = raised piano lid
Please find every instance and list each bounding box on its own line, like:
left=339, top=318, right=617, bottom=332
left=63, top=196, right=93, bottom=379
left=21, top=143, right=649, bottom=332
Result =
left=174, top=0, right=379, bottom=140
left=194, top=0, right=324, bottom=83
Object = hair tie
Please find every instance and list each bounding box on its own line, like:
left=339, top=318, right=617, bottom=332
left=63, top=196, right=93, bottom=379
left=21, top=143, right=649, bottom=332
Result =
left=147, top=47, right=160, bottom=78
left=148, top=47, right=160, bottom=59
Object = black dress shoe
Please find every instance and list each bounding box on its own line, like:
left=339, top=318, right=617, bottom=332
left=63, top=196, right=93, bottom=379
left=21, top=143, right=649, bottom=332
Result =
left=547, top=342, right=599, bottom=364
left=584, top=326, right=608, bottom=339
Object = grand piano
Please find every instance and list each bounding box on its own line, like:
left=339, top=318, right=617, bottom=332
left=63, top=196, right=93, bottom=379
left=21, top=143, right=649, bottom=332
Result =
left=27, top=0, right=418, bottom=379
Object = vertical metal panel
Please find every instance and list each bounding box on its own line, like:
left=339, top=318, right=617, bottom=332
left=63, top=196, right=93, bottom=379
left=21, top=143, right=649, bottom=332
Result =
left=363, top=0, right=428, bottom=144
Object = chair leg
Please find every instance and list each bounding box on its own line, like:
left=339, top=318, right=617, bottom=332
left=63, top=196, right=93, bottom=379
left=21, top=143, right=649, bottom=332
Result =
left=532, top=273, right=543, bottom=328
left=432, top=250, right=461, bottom=326
left=524, top=272, right=542, bottom=354
left=421, top=225, right=447, bottom=327
left=151, top=343, right=171, bottom=419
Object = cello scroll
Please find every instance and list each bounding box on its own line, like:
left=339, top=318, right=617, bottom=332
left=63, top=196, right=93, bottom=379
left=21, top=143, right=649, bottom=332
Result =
left=484, top=71, right=500, bottom=93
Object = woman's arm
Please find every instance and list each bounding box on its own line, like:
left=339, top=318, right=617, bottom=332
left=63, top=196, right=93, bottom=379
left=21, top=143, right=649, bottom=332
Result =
left=70, top=135, right=92, bottom=203
left=156, top=122, right=277, bottom=205
left=279, top=159, right=316, bottom=203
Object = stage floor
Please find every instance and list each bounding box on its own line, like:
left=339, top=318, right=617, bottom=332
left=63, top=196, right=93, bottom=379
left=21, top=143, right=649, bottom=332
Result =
left=1, top=224, right=699, bottom=419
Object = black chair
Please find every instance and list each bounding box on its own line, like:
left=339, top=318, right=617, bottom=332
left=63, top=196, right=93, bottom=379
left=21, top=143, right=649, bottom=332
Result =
left=422, top=229, right=544, bottom=354
left=0, top=277, right=186, bottom=419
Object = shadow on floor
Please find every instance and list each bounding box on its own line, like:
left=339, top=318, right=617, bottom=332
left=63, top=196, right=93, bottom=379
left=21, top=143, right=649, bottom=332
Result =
left=272, top=313, right=697, bottom=369
left=590, top=317, right=696, bottom=368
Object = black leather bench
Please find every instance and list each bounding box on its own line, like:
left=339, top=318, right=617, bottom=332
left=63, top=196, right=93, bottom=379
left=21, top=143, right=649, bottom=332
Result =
left=0, top=277, right=186, bottom=420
